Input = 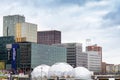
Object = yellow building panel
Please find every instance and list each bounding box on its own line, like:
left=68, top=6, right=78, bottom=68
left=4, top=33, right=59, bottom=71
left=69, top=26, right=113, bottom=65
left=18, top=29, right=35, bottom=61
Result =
left=16, top=23, right=22, bottom=42
left=0, top=61, right=5, bottom=70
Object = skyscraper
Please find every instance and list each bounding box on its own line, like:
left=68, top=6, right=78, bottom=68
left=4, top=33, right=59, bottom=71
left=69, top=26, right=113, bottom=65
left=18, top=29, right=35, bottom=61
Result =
left=87, top=51, right=101, bottom=73
left=16, top=22, right=37, bottom=43
left=3, top=15, right=25, bottom=36
left=37, top=30, right=61, bottom=45
left=86, top=44, right=102, bottom=73
left=86, top=44, right=102, bottom=56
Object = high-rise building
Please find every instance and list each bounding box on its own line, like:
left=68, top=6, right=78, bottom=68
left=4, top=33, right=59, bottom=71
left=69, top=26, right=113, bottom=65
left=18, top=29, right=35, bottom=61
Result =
left=37, top=30, right=61, bottom=45
left=53, top=43, right=87, bottom=68
left=87, top=51, right=101, bottom=73
left=86, top=44, right=102, bottom=56
left=3, top=15, right=25, bottom=36
left=86, top=44, right=102, bottom=73
left=77, top=52, right=88, bottom=68
left=16, top=22, right=37, bottom=43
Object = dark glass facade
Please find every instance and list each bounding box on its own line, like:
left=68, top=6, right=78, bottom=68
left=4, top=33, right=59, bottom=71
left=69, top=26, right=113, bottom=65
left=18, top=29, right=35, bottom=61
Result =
left=37, top=30, right=61, bottom=45
left=0, top=36, right=15, bottom=69
left=18, top=42, right=66, bottom=69
left=18, top=42, right=31, bottom=71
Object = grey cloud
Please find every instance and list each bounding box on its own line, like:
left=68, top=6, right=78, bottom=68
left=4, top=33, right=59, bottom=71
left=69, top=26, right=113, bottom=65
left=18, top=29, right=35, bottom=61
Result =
left=103, top=10, right=120, bottom=26
left=12, top=0, right=101, bottom=9
left=53, top=0, right=101, bottom=6
left=103, top=1, right=120, bottom=26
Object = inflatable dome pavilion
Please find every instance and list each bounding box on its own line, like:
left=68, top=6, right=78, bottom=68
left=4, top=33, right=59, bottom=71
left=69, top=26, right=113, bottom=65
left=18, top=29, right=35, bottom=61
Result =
left=31, top=62, right=92, bottom=80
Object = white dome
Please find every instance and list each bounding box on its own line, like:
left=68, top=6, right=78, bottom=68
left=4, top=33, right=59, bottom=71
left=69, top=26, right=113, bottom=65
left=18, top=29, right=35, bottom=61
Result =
left=48, top=62, right=74, bottom=78
left=31, top=64, right=50, bottom=78
left=74, top=67, right=92, bottom=79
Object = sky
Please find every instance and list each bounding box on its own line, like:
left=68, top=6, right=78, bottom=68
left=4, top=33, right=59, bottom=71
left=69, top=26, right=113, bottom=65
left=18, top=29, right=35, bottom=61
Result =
left=0, top=0, right=120, bottom=64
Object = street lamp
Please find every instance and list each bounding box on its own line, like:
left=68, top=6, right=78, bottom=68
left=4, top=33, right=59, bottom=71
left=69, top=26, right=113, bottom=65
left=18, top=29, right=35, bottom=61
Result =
left=41, top=67, right=43, bottom=80
left=6, top=44, right=12, bottom=60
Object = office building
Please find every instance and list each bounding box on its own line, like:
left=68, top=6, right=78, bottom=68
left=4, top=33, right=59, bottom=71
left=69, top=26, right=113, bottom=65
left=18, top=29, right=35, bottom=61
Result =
left=0, top=36, right=15, bottom=69
left=16, top=22, right=37, bottom=43
left=37, top=30, right=61, bottom=45
left=18, top=42, right=66, bottom=70
left=86, top=44, right=102, bottom=73
left=87, top=51, right=101, bottom=73
left=3, top=15, right=25, bottom=36
left=53, top=43, right=86, bottom=68
left=86, top=44, right=102, bottom=56
left=1, top=42, right=66, bottom=71
left=77, top=52, right=88, bottom=68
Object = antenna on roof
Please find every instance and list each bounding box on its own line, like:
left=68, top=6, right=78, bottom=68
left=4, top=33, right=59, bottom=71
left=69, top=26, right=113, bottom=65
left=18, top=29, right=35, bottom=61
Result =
left=86, top=39, right=91, bottom=46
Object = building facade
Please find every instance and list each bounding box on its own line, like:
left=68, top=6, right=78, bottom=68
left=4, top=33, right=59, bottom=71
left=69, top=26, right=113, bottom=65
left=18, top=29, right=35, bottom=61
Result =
left=0, top=36, right=15, bottom=69
left=102, top=62, right=107, bottom=74
left=86, top=44, right=102, bottom=73
left=18, top=42, right=66, bottom=70
left=106, top=64, right=115, bottom=74
left=87, top=51, right=101, bottom=73
left=16, top=22, right=37, bottom=43
left=86, top=44, right=102, bottom=56
left=76, top=52, right=88, bottom=68
left=3, top=15, right=25, bottom=36
left=53, top=43, right=85, bottom=68
left=37, top=30, right=61, bottom=45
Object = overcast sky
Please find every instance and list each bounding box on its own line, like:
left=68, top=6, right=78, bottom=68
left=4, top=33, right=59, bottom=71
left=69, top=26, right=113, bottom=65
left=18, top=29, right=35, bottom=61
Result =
left=0, top=0, right=120, bottom=64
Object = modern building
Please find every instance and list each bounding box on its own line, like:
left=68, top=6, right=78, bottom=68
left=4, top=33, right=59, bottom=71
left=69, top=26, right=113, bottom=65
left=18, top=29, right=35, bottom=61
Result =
left=37, top=30, right=61, bottom=45
left=87, top=51, right=101, bottom=73
left=86, top=44, right=102, bottom=56
left=16, top=22, right=37, bottom=43
left=0, top=36, right=15, bottom=69
left=86, top=44, right=102, bottom=73
left=77, top=52, right=88, bottom=68
left=3, top=15, right=25, bottom=36
left=53, top=43, right=85, bottom=68
left=106, top=64, right=115, bottom=74
left=102, top=62, right=120, bottom=74
left=18, top=42, right=66, bottom=70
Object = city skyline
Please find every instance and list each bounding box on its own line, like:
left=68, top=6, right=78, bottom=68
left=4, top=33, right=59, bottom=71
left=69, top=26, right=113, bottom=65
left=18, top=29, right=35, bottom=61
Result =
left=0, top=0, right=120, bottom=64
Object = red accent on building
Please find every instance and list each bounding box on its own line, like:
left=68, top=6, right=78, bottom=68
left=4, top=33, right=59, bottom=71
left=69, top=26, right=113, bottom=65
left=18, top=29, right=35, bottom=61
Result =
left=86, top=44, right=102, bottom=55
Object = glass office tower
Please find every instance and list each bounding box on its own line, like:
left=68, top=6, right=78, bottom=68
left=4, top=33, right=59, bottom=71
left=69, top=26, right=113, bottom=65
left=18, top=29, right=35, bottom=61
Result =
left=18, top=42, right=66, bottom=70
left=16, top=22, right=37, bottom=43
left=3, top=15, right=25, bottom=36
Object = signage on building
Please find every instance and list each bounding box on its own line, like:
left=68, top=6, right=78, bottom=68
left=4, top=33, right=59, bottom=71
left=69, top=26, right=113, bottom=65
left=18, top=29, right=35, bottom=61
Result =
left=11, top=44, right=19, bottom=73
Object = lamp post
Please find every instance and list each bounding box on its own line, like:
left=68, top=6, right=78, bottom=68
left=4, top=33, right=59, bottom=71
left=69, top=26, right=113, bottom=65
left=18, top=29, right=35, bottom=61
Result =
left=41, top=67, right=43, bottom=80
left=6, top=44, right=12, bottom=61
